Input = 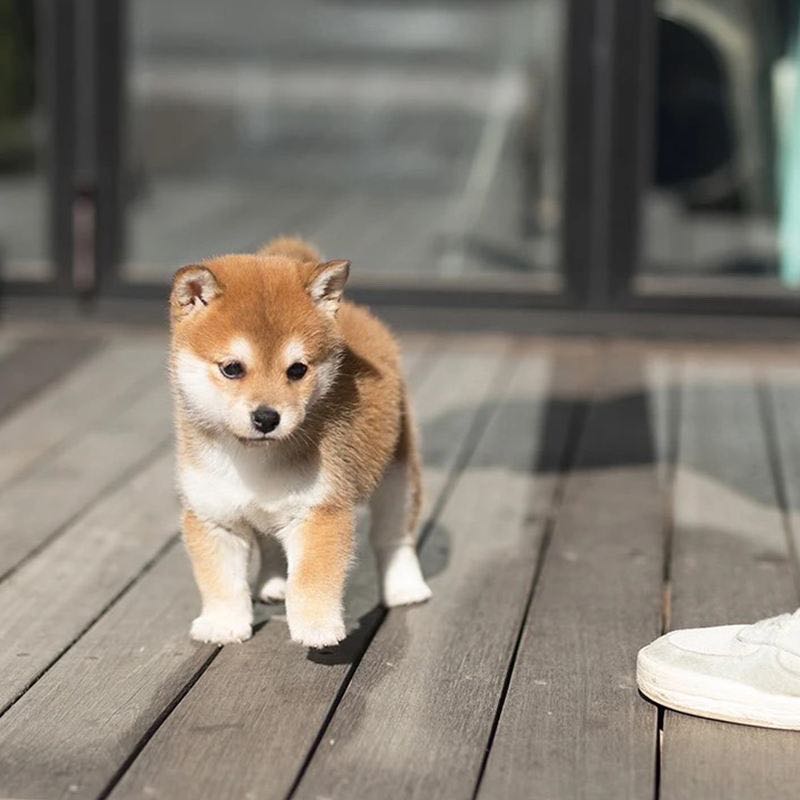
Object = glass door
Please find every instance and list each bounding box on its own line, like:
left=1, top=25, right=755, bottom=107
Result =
left=107, top=0, right=567, bottom=300
left=633, top=0, right=800, bottom=312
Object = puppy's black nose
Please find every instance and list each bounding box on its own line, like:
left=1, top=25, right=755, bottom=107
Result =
left=251, top=406, right=280, bottom=434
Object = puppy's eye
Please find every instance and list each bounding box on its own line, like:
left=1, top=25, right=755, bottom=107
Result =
left=219, top=360, right=246, bottom=379
left=286, top=362, right=308, bottom=381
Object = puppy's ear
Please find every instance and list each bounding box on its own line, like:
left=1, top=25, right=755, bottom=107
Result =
left=306, top=259, right=350, bottom=315
left=171, top=265, right=221, bottom=316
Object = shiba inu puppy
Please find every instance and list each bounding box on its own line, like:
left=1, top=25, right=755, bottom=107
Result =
left=169, top=237, right=431, bottom=648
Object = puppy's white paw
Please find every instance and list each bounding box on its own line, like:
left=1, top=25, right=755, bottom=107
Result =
left=190, top=610, right=252, bottom=644
left=258, top=576, right=287, bottom=603
left=383, top=575, right=432, bottom=607
left=288, top=613, right=346, bottom=649
left=381, top=546, right=432, bottom=607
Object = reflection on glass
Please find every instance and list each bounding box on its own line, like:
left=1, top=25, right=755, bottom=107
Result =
left=642, top=0, right=800, bottom=297
left=123, top=0, right=563, bottom=287
left=0, top=1, right=50, bottom=281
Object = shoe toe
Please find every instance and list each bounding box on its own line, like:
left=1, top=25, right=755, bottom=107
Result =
left=637, top=624, right=760, bottom=681
left=667, top=624, right=758, bottom=657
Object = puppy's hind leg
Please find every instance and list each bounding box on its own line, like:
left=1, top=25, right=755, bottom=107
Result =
left=370, top=435, right=431, bottom=607
left=256, top=533, right=287, bottom=603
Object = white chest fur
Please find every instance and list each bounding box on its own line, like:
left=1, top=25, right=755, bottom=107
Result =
left=179, top=438, right=329, bottom=536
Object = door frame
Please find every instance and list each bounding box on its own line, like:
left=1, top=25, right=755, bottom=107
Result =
left=5, top=0, right=800, bottom=316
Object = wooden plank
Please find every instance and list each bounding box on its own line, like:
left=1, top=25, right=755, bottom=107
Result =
left=0, top=380, right=172, bottom=580
left=0, top=336, right=100, bottom=420
left=660, top=358, right=800, bottom=800
left=108, top=338, right=510, bottom=800
left=0, top=543, right=216, bottom=800
left=295, top=346, right=580, bottom=800
left=473, top=345, right=663, bottom=800
left=0, top=451, right=179, bottom=714
left=0, top=337, right=167, bottom=486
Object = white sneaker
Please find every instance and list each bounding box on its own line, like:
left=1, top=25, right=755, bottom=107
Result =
left=637, top=610, right=800, bottom=730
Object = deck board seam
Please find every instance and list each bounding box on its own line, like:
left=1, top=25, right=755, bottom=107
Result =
left=95, top=641, right=221, bottom=800
left=0, top=337, right=102, bottom=421
left=757, top=379, right=800, bottom=599
left=469, top=353, right=594, bottom=800
left=654, top=365, right=682, bottom=800
left=0, top=437, right=173, bottom=587
left=659, top=372, right=681, bottom=635
left=0, top=533, right=180, bottom=720
left=0, top=367, right=159, bottom=493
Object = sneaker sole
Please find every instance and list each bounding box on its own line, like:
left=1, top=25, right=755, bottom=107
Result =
left=637, top=651, right=800, bottom=731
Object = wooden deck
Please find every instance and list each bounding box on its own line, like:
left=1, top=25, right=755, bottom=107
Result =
left=1, top=322, right=800, bottom=799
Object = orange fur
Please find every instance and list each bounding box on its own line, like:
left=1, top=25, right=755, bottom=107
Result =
left=182, top=509, right=249, bottom=605
left=258, top=235, right=321, bottom=263
left=287, top=505, right=355, bottom=640
left=169, top=239, right=429, bottom=647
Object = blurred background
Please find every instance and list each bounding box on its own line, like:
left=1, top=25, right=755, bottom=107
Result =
left=2, top=0, right=800, bottom=315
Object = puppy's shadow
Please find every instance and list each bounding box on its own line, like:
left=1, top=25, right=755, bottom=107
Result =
left=306, top=606, right=385, bottom=666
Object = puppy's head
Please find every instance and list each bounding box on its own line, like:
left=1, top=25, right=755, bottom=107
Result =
left=169, top=253, right=349, bottom=444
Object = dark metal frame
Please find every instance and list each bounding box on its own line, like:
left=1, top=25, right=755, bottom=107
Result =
left=49, top=0, right=77, bottom=293
left=5, top=0, right=800, bottom=317
left=94, top=0, right=127, bottom=296
left=2, top=0, right=76, bottom=297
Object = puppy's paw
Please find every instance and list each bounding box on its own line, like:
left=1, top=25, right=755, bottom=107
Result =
left=381, top=546, right=433, bottom=607
left=383, top=575, right=432, bottom=607
left=258, top=576, right=287, bottom=603
left=190, top=610, right=252, bottom=644
left=288, top=610, right=346, bottom=649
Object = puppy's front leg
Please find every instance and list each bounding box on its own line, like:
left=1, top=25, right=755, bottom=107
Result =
left=182, top=510, right=253, bottom=644
left=285, top=506, right=354, bottom=648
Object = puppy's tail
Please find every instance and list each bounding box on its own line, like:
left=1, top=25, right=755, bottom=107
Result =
left=257, top=236, right=321, bottom=264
